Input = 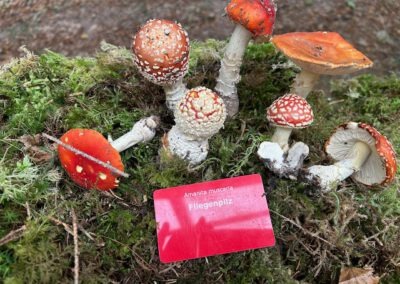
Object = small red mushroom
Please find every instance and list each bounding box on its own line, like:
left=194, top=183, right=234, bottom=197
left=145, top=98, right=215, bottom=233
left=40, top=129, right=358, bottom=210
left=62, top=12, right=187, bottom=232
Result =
left=132, top=19, right=190, bottom=111
left=267, top=94, right=314, bottom=151
left=305, top=122, right=397, bottom=191
left=53, top=116, right=159, bottom=191
left=58, top=129, right=124, bottom=190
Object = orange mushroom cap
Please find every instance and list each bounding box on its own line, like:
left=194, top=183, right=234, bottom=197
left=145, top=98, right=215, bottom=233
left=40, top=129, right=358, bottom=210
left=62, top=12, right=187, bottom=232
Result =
left=272, top=32, right=373, bottom=75
left=226, top=0, right=276, bottom=37
left=58, top=129, right=124, bottom=190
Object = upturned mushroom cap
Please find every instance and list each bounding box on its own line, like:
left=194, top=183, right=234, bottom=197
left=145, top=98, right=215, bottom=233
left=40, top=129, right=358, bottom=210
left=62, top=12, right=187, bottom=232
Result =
left=132, top=19, right=190, bottom=85
left=226, top=0, right=276, bottom=37
left=58, top=129, right=124, bottom=190
left=267, top=94, right=314, bottom=128
left=174, top=87, right=226, bottom=139
left=325, top=122, right=397, bottom=186
left=272, top=32, right=373, bottom=75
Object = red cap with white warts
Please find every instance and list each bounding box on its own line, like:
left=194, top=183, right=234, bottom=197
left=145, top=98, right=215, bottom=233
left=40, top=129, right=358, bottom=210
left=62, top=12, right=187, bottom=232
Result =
left=132, top=19, right=190, bottom=85
left=58, top=129, right=124, bottom=190
left=226, top=0, right=276, bottom=37
left=325, top=122, right=397, bottom=186
left=267, top=94, right=314, bottom=128
left=175, top=87, right=226, bottom=139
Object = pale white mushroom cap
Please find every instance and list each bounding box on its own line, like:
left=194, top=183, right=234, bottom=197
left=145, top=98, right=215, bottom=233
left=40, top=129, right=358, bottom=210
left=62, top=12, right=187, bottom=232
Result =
left=174, top=87, right=226, bottom=140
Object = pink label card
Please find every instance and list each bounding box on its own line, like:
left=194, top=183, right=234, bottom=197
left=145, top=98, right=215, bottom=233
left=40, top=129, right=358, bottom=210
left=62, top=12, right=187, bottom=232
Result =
left=153, top=174, right=275, bottom=263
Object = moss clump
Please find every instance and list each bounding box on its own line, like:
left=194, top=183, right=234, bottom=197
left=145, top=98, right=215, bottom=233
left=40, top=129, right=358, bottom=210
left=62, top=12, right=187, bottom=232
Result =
left=0, top=40, right=399, bottom=283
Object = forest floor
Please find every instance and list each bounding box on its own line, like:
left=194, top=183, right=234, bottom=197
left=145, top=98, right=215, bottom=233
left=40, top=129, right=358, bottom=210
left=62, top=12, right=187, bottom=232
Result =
left=0, top=0, right=399, bottom=283
left=0, top=40, right=399, bottom=283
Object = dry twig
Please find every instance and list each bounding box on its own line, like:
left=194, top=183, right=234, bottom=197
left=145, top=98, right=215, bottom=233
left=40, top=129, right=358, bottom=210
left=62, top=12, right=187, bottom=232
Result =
left=72, top=209, right=80, bottom=284
left=0, top=225, right=27, bottom=246
left=42, top=133, right=129, bottom=178
left=270, top=209, right=335, bottom=247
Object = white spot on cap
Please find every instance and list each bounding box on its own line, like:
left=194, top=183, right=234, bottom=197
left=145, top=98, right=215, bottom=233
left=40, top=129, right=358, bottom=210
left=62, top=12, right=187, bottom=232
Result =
left=99, top=172, right=107, bottom=180
left=76, top=165, right=83, bottom=173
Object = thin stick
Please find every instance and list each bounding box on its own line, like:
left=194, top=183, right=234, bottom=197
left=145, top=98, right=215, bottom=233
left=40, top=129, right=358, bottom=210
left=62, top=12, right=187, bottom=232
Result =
left=270, top=209, right=335, bottom=247
left=48, top=216, right=74, bottom=235
left=42, top=133, right=129, bottom=178
left=0, top=225, right=26, bottom=246
left=72, top=209, right=79, bottom=284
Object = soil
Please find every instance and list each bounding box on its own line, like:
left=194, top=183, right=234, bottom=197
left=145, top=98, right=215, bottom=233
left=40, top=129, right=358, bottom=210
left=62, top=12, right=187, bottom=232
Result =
left=0, top=0, right=399, bottom=75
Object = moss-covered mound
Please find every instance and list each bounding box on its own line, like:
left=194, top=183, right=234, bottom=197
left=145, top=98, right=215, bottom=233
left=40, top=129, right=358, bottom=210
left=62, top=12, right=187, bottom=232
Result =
left=0, top=41, right=399, bottom=283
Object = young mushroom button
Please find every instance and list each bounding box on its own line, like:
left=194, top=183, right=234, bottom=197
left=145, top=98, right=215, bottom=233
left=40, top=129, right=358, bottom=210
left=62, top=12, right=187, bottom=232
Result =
left=304, top=122, right=397, bottom=191
left=272, top=32, right=373, bottom=98
left=132, top=19, right=190, bottom=111
left=216, top=0, right=276, bottom=117
left=163, top=87, right=227, bottom=165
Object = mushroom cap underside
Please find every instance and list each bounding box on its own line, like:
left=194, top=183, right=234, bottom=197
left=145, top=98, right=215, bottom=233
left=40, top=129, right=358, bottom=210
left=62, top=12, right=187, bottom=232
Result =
left=325, top=122, right=397, bottom=186
left=58, top=129, right=124, bottom=190
left=272, top=32, right=373, bottom=75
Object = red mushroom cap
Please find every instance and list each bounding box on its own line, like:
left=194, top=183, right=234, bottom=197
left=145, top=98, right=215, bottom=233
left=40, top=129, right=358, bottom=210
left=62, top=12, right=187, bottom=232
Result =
left=267, top=94, right=314, bottom=128
left=58, top=129, right=124, bottom=190
left=132, top=19, right=190, bottom=85
left=226, top=0, right=276, bottom=37
left=359, top=123, right=397, bottom=185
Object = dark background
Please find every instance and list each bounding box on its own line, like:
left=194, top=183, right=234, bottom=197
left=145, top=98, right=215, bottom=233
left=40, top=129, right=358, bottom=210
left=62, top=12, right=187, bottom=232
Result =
left=1, top=0, right=399, bottom=74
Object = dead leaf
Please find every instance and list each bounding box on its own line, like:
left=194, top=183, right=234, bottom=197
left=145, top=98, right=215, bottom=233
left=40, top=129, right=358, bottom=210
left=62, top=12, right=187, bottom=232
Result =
left=339, top=267, right=380, bottom=284
left=18, top=134, right=53, bottom=163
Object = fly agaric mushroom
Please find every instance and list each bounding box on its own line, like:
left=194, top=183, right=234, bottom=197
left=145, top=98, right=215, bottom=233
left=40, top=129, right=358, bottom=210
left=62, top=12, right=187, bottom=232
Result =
left=162, top=87, right=226, bottom=165
left=257, top=94, right=313, bottom=178
left=267, top=94, right=314, bottom=151
left=272, top=32, right=373, bottom=98
left=216, top=0, right=276, bottom=117
left=303, top=122, right=397, bottom=192
left=132, top=19, right=190, bottom=111
left=56, top=116, right=159, bottom=190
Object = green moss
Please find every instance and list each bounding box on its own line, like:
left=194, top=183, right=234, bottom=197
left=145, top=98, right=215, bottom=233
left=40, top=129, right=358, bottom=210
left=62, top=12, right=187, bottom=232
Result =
left=0, top=41, right=399, bottom=283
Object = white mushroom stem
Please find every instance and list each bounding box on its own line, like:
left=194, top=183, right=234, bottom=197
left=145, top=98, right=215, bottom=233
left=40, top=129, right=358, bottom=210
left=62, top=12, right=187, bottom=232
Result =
left=164, top=78, right=188, bottom=111
left=271, top=127, right=293, bottom=152
left=216, top=24, right=252, bottom=117
left=166, top=126, right=209, bottom=165
left=110, top=116, right=159, bottom=152
left=291, top=70, right=320, bottom=98
left=258, top=141, right=309, bottom=179
left=306, top=141, right=371, bottom=191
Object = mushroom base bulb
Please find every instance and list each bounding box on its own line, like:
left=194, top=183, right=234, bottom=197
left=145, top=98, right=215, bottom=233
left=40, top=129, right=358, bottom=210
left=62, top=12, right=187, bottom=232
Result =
left=258, top=141, right=309, bottom=179
left=165, top=126, right=209, bottom=165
